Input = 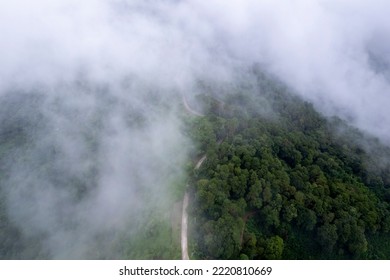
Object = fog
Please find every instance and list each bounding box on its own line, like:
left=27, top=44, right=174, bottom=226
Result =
left=1, top=0, right=390, bottom=258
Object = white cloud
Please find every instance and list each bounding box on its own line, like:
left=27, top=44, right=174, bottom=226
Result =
left=1, top=0, right=390, bottom=258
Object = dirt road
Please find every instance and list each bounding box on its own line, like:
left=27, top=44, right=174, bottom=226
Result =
left=182, top=95, right=204, bottom=117
left=181, top=94, right=205, bottom=260
left=181, top=155, right=206, bottom=260
left=181, top=191, right=190, bottom=260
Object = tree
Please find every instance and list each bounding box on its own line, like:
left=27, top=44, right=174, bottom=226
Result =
left=317, top=223, right=338, bottom=254
left=264, top=236, right=284, bottom=260
left=246, top=172, right=263, bottom=209
left=241, top=232, right=257, bottom=259
left=282, top=203, right=298, bottom=223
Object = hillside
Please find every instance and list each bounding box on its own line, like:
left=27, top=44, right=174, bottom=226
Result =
left=1, top=73, right=390, bottom=260
left=185, top=74, right=390, bottom=260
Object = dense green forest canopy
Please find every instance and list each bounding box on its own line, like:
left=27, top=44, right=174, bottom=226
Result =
left=185, top=75, right=390, bottom=260
left=1, top=73, right=390, bottom=260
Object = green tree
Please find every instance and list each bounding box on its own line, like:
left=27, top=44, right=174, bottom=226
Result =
left=317, top=223, right=338, bottom=254
left=264, top=236, right=284, bottom=260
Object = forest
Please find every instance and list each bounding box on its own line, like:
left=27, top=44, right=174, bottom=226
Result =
left=185, top=73, right=390, bottom=260
left=2, top=0, right=390, bottom=263
left=1, top=72, right=390, bottom=260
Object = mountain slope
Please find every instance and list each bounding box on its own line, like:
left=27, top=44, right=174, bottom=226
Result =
left=187, top=75, right=390, bottom=260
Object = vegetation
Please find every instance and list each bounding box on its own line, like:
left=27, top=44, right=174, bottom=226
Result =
left=1, top=73, right=390, bottom=260
left=0, top=92, right=183, bottom=259
left=186, top=74, right=390, bottom=260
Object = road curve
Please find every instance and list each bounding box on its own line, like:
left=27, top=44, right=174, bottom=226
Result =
left=195, top=155, right=207, bottom=170
left=182, top=95, right=204, bottom=117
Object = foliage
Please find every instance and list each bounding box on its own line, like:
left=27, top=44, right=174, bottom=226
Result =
left=189, top=77, right=390, bottom=259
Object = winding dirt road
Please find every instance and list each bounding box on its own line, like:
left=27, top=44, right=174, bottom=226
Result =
left=181, top=95, right=205, bottom=260
left=180, top=95, right=227, bottom=259
left=182, top=95, right=204, bottom=117
left=181, top=155, right=206, bottom=260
